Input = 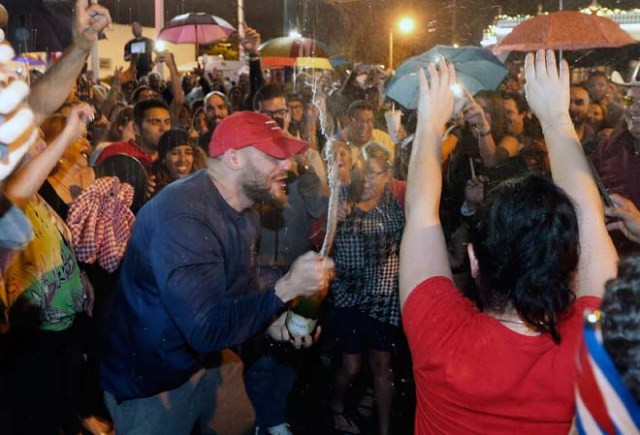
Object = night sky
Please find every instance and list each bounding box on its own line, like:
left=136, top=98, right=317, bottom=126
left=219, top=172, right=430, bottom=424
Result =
left=6, top=0, right=640, bottom=63
left=99, top=0, right=640, bottom=63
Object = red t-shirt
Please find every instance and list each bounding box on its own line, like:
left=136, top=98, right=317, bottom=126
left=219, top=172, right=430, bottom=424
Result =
left=402, top=276, right=600, bottom=435
left=95, top=139, right=154, bottom=171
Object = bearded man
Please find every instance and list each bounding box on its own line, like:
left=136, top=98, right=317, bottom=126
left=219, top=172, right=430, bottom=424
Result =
left=100, top=112, right=334, bottom=435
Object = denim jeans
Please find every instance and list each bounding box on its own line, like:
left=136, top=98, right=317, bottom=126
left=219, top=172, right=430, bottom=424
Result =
left=104, top=368, right=220, bottom=435
left=243, top=355, right=296, bottom=430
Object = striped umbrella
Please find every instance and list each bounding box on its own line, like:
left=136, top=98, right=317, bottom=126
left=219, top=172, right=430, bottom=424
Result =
left=259, top=36, right=332, bottom=70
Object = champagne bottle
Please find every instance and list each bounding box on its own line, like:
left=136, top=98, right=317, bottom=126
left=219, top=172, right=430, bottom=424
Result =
left=286, top=292, right=325, bottom=336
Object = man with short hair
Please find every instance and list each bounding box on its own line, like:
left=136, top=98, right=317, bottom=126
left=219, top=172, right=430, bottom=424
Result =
left=254, top=84, right=289, bottom=130
left=197, top=91, right=232, bottom=151
left=124, top=21, right=154, bottom=80
left=344, top=100, right=395, bottom=159
left=249, top=84, right=328, bottom=435
left=569, top=84, right=598, bottom=155
left=95, top=98, right=171, bottom=169
left=591, top=79, right=640, bottom=253
left=586, top=70, right=623, bottom=126
left=100, top=111, right=334, bottom=434
left=501, top=91, right=527, bottom=140
left=287, top=93, right=305, bottom=137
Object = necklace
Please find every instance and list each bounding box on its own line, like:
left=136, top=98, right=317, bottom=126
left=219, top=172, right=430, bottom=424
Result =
left=495, top=317, right=526, bottom=325
left=49, top=175, right=71, bottom=193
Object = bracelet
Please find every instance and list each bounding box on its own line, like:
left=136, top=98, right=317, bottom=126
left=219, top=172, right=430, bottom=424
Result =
left=476, top=126, right=492, bottom=137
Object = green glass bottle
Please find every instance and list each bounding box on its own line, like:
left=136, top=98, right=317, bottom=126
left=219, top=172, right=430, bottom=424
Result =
left=286, top=292, right=325, bottom=336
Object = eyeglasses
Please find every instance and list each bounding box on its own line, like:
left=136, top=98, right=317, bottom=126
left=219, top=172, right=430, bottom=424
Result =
left=365, top=169, right=387, bottom=179
left=261, top=108, right=289, bottom=118
left=622, top=95, right=639, bottom=107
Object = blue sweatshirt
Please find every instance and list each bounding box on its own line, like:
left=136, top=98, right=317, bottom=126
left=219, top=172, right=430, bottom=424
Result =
left=100, top=169, right=284, bottom=401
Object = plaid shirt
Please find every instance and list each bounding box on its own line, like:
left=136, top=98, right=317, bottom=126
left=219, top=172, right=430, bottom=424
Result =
left=67, top=177, right=135, bottom=273
left=330, top=187, right=404, bottom=326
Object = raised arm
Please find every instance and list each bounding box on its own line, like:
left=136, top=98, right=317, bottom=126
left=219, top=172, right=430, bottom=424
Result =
left=157, top=51, right=185, bottom=127
left=524, top=50, right=617, bottom=298
left=4, top=104, right=94, bottom=209
left=463, top=99, right=518, bottom=167
left=28, top=0, right=111, bottom=126
left=399, top=60, right=456, bottom=308
left=242, top=26, right=264, bottom=109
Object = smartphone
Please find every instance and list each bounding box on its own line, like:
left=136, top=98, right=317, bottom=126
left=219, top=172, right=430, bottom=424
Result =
left=451, top=83, right=471, bottom=115
left=588, top=160, right=615, bottom=208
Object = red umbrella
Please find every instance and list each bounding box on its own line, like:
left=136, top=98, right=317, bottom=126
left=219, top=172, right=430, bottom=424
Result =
left=494, top=11, right=636, bottom=52
left=158, top=12, right=236, bottom=58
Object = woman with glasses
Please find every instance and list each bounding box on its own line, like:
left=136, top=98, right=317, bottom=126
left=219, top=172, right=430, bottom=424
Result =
left=329, top=143, right=405, bottom=435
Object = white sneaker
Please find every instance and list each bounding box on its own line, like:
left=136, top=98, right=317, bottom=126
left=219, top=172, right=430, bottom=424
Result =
left=267, top=423, right=293, bottom=435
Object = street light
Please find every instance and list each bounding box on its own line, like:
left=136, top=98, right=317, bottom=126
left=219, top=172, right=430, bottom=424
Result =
left=389, top=16, right=415, bottom=71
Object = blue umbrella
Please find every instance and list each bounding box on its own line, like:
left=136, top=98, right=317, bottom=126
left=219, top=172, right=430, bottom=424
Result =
left=386, top=45, right=507, bottom=110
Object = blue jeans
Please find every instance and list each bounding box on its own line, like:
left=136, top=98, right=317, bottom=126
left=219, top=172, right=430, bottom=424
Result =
left=243, top=355, right=296, bottom=430
left=104, top=368, right=220, bottom=435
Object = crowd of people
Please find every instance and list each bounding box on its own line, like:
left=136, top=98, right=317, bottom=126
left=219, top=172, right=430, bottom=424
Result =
left=0, top=1, right=639, bottom=434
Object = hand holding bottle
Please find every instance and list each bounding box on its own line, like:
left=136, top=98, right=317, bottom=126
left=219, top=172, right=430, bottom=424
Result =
left=275, top=251, right=334, bottom=303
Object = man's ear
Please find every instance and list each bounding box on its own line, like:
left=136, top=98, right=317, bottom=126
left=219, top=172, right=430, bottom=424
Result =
left=222, top=148, right=242, bottom=170
left=467, top=243, right=480, bottom=279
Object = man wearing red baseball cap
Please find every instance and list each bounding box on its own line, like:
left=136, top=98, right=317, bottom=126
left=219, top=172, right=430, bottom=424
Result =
left=101, top=111, right=334, bottom=434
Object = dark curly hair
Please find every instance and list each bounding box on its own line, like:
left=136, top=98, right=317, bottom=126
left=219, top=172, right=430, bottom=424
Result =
left=602, top=256, right=640, bottom=402
left=469, top=175, right=579, bottom=343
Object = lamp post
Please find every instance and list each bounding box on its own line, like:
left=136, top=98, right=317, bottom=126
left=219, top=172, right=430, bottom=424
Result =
left=389, top=16, right=415, bottom=71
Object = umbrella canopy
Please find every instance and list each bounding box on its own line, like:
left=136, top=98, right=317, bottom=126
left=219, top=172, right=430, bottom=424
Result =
left=158, top=12, right=235, bottom=45
left=494, top=11, right=636, bottom=52
left=386, top=45, right=507, bottom=110
left=259, top=36, right=330, bottom=59
left=260, top=56, right=333, bottom=70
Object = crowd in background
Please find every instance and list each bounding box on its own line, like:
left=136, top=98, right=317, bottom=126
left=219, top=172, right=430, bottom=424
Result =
left=0, top=1, right=639, bottom=435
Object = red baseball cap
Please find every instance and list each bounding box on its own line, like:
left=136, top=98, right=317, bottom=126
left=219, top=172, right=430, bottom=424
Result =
left=208, top=111, right=308, bottom=159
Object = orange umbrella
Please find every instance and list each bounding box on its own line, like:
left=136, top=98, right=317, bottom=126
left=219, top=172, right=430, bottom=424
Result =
left=494, top=11, right=636, bottom=52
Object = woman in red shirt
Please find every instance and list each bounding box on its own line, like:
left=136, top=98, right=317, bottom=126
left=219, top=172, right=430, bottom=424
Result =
left=399, top=51, right=618, bottom=434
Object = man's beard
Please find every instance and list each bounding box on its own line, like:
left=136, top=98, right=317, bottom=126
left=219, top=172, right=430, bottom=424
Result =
left=241, top=162, right=287, bottom=207
left=570, top=112, right=586, bottom=128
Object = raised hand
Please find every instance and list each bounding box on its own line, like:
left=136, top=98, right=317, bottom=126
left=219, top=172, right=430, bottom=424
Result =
left=74, top=0, right=112, bottom=50
left=463, top=99, right=490, bottom=133
left=523, top=49, right=570, bottom=127
left=417, top=58, right=457, bottom=130
left=65, top=102, right=95, bottom=140
left=276, top=251, right=335, bottom=302
left=605, top=193, right=640, bottom=244
left=240, top=25, right=261, bottom=55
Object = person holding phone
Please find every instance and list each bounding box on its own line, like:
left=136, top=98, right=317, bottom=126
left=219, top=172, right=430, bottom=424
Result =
left=124, top=22, right=154, bottom=80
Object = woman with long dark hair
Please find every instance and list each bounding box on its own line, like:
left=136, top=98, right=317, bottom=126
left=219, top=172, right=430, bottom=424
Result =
left=150, top=129, right=206, bottom=195
left=400, top=51, right=617, bottom=433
